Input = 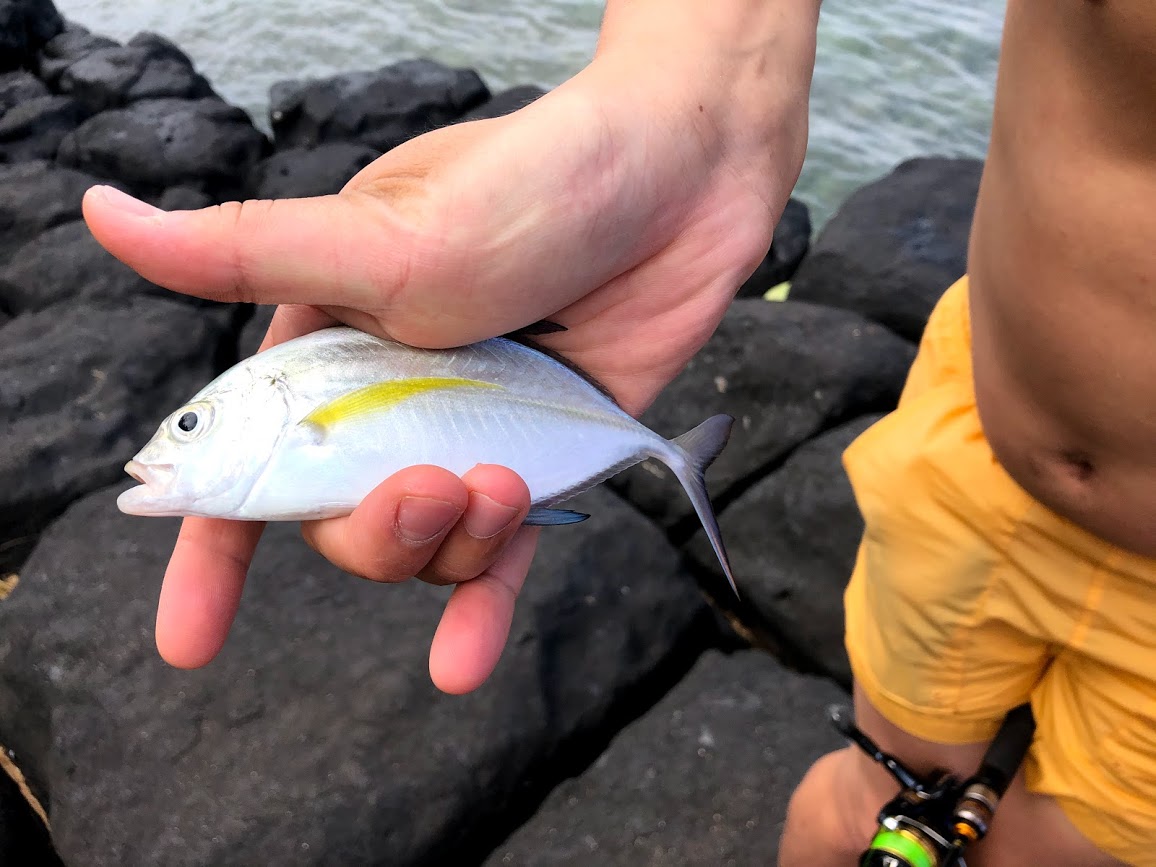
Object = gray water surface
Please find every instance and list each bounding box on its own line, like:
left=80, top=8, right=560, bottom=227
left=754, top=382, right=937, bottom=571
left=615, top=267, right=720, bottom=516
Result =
left=55, top=0, right=1005, bottom=226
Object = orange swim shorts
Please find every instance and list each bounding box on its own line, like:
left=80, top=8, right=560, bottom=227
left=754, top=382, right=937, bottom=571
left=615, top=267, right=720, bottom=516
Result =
left=842, top=275, right=1156, bottom=865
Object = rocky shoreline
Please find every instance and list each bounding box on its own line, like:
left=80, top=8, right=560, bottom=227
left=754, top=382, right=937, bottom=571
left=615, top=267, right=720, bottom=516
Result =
left=0, top=1, right=983, bottom=863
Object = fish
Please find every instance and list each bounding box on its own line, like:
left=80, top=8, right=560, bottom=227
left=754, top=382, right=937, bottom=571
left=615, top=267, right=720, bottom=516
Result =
left=118, top=326, right=738, bottom=593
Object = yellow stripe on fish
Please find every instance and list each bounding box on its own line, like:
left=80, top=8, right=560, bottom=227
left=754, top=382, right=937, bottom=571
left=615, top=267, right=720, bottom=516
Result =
left=302, top=377, right=503, bottom=430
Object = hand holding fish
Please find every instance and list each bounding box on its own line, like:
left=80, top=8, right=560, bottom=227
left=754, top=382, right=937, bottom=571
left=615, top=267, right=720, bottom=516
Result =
left=82, top=2, right=817, bottom=693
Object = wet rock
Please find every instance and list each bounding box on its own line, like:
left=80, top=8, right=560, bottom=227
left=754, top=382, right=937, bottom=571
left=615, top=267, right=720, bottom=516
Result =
left=0, top=93, right=86, bottom=163
left=270, top=58, right=489, bottom=151
left=247, top=142, right=380, bottom=200
left=609, top=299, right=914, bottom=531
left=0, top=161, right=102, bottom=266
left=687, top=416, right=881, bottom=683
left=458, top=85, right=546, bottom=122
left=789, top=157, right=982, bottom=342
left=57, top=97, right=268, bottom=197
left=57, top=32, right=214, bottom=114
left=0, top=761, right=63, bottom=867
left=36, top=22, right=119, bottom=88
left=485, top=649, right=845, bottom=866
left=0, top=220, right=158, bottom=314
left=737, top=197, right=812, bottom=299
left=0, top=69, right=48, bottom=112
left=0, top=0, right=64, bottom=72
left=0, top=485, right=718, bottom=865
left=0, top=298, right=232, bottom=573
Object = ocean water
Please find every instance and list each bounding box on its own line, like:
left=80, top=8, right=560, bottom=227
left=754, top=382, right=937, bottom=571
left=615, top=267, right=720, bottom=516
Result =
left=54, top=0, right=1005, bottom=227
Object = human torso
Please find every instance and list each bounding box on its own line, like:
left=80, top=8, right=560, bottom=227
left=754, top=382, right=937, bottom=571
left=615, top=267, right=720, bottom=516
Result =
left=968, top=0, right=1156, bottom=556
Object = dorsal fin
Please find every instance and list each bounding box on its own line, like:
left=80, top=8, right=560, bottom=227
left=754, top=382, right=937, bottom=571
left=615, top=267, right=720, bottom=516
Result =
left=502, top=334, right=622, bottom=408
left=503, top=319, right=567, bottom=338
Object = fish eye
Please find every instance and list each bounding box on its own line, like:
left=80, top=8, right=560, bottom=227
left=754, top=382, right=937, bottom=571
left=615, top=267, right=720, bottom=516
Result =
left=170, top=402, right=214, bottom=442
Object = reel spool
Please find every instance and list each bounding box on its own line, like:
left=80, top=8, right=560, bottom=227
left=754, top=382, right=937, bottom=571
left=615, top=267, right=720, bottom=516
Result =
left=827, top=703, right=1036, bottom=867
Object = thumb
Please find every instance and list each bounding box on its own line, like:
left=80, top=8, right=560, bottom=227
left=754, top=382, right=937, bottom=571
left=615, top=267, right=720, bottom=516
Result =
left=82, top=184, right=410, bottom=311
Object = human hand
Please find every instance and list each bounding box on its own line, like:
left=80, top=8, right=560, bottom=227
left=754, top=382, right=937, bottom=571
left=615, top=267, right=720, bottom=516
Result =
left=82, top=0, right=817, bottom=693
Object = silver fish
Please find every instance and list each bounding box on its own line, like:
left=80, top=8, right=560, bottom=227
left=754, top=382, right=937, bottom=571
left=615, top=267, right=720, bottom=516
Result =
left=119, top=326, right=737, bottom=592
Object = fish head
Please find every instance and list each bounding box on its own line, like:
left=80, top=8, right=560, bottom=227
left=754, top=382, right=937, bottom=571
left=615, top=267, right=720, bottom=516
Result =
left=117, top=376, right=289, bottom=518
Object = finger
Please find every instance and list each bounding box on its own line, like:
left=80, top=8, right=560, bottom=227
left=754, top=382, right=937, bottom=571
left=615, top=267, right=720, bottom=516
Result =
left=81, top=184, right=410, bottom=310
left=428, top=525, right=541, bottom=694
left=156, top=517, right=265, bottom=668
left=416, top=464, right=530, bottom=584
left=299, top=465, right=468, bottom=582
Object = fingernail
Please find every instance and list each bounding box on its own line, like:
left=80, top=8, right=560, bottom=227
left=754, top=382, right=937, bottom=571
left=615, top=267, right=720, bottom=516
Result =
left=396, top=497, right=461, bottom=543
left=92, top=185, right=163, bottom=218
left=463, top=492, right=519, bottom=540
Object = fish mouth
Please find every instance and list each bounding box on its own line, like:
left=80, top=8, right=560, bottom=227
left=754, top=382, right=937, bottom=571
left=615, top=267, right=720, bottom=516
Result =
left=117, top=461, right=179, bottom=516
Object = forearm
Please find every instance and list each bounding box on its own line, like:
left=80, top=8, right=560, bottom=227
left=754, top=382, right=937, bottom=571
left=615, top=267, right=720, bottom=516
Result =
left=590, top=0, right=821, bottom=190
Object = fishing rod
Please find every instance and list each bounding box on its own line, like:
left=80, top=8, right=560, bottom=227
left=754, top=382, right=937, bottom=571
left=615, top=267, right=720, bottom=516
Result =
left=826, top=702, right=1036, bottom=867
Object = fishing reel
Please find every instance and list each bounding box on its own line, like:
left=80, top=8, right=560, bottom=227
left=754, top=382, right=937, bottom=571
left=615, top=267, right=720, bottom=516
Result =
left=826, top=702, right=1036, bottom=867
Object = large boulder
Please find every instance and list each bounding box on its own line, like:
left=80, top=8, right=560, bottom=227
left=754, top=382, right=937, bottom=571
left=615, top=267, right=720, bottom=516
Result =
left=0, top=298, right=234, bottom=573
left=687, top=416, right=881, bottom=683
left=0, top=69, right=48, bottom=111
left=36, top=22, right=118, bottom=88
left=788, top=157, right=983, bottom=342
left=0, top=486, right=720, bottom=865
left=485, top=649, right=845, bottom=866
left=269, top=58, right=489, bottom=151
left=57, top=32, right=215, bottom=114
left=609, top=299, right=914, bottom=532
left=0, top=161, right=102, bottom=267
left=57, top=96, right=268, bottom=197
left=0, top=93, right=86, bottom=163
left=246, top=142, right=380, bottom=200
left=0, top=0, right=64, bottom=72
left=736, top=197, right=812, bottom=298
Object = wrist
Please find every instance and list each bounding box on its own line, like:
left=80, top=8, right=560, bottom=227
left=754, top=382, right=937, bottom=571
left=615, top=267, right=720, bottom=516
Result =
left=590, top=0, right=820, bottom=198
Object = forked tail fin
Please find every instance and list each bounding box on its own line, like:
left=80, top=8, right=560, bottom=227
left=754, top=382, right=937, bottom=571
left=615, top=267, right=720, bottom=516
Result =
left=666, top=414, right=738, bottom=597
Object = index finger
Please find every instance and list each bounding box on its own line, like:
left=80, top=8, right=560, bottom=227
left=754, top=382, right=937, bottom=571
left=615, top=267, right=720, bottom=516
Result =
left=154, top=307, right=334, bottom=668
left=156, top=517, right=265, bottom=668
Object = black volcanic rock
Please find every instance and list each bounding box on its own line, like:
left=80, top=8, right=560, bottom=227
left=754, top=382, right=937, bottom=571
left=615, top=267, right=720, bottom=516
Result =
left=0, top=0, right=64, bottom=72
left=737, top=197, right=812, bottom=298
left=57, top=96, right=268, bottom=196
left=788, top=157, right=982, bottom=342
left=247, top=142, right=380, bottom=200
left=609, top=299, right=914, bottom=531
left=0, top=486, right=718, bottom=865
left=270, top=58, right=489, bottom=151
